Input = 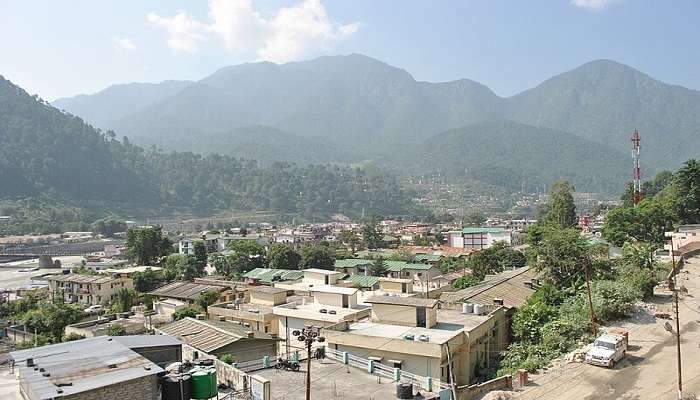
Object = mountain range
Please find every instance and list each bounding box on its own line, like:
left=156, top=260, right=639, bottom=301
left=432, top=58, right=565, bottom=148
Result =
left=53, top=54, right=700, bottom=193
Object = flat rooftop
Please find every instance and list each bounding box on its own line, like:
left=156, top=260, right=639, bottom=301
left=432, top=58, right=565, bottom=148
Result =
left=256, top=358, right=439, bottom=400
left=436, top=308, right=493, bottom=331
left=345, top=321, right=465, bottom=344
left=273, top=302, right=369, bottom=322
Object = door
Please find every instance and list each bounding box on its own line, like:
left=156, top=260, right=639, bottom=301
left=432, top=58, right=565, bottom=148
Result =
left=342, top=294, right=349, bottom=308
left=416, top=307, right=426, bottom=327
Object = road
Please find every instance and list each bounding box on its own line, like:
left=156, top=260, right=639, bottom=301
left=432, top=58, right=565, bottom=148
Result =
left=514, top=256, right=700, bottom=400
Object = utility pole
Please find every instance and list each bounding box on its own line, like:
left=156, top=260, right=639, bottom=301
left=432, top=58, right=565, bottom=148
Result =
left=584, top=261, right=597, bottom=337
left=293, top=325, right=325, bottom=400
left=670, top=238, right=683, bottom=400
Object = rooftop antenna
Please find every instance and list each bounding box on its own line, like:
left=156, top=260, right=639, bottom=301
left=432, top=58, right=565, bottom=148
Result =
left=631, top=129, right=642, bottom=206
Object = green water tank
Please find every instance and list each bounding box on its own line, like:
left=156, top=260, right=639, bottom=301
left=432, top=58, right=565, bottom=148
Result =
left=190, top=366, right=217, bottom=399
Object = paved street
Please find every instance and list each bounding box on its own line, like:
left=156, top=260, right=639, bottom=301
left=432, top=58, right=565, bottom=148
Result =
left=515, top=256, right=700, bottom=400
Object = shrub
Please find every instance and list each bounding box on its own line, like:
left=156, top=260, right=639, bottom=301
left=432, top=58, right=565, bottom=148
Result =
left=511, top=299, right=558, bottom=342
left=220, top=354, right=236, bottom=365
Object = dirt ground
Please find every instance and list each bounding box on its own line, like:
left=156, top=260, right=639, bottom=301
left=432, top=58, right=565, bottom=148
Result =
left=505, top=255, right=700, bottom=400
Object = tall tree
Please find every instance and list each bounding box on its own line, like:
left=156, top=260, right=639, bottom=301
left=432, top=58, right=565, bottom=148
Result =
left=193, top=240, right=207, bottom=268
left=361, top=216, right=383, bottom=249
left=112, top=288, right=136, bottom=313
left=368, top=257, right=388, bottom=277
left=131, top=268, right=164, bottom=292
left=125, top=226, right=173, bottom=265
left=674, top=159, right=700, bottom=224
left=268, top=244, right=302, bottom=270
left=339, top=230, right=361, bottom=253
left=545, top=181, right=577, bottom=228
left=208, top=253, right=237, bottom=278
left=92, top=217, right=127, bottom=237
left=463, top=210, right=486, bottom=226
left=227, top=240, right=266, bottom=274
left=299, top=245, right=335, bottom=270
left=527, top=227, right=590, bottom=287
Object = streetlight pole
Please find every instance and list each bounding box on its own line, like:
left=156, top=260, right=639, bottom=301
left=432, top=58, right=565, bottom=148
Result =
left=292, top=325, right=325, bottom=400
left=670, top=237, right=683, bottom=400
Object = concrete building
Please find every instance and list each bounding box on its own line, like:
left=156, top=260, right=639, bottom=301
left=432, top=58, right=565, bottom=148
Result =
left=47, top=273, right=133, bottom=305
left=208, top=286, right=289, bottom=334
left=9, top=335, right=181, bottom=400
left=665, top=225, right=700, bottom=255
left=273, top=287, right=370, bottom=350
left=447, top=227, right=513, bottom=250
left=64, top=313, right=148, bottom=338
left=148, top=281, right=232, bottom=317
left=324, top=296, right=508, bottom=386
left=156, top=317, right=277, bottom=362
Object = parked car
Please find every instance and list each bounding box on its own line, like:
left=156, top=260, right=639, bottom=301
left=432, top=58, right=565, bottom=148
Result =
left=585, top=330, right=628, bottom=367
left=83, top=304, right=104, bottom=314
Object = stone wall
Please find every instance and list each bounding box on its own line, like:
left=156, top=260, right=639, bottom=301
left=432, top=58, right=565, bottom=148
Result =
left=63, top=375, right=158, bottom=400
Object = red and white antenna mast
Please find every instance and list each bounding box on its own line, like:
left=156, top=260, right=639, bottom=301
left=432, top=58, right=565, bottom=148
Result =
left=631, top=129, right=642, bottom=206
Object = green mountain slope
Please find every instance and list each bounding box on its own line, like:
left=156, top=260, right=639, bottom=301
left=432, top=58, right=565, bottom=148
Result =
left=187, top=125, right=352, bottom=165
left=0, top=76, right=420, bottom=232
left=413, top=119, right=630, bottom=193
left=505, top=60, right=700, bottom=170
left=52, top=80, right=192, bottom=130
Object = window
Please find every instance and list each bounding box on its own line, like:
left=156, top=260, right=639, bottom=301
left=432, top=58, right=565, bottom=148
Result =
left=417, top=273, right=423, bottom=277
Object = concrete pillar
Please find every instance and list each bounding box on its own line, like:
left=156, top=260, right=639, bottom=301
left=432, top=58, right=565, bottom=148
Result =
left=424, top=376, right=433, bottom=392
left=342, top=351, right=349, bottom=364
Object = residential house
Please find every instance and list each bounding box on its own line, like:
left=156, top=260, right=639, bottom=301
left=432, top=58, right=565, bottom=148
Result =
left=148, top=281, right=231, bottom=317
left=208, top=286, right=289, bottom=334
left=447, top=227, right=514, bottom=250
left=156, top=317, right=277, bottom=362
left=47, top=273, right=133, bottom=305
left=323, top=296, right=508, bottom=386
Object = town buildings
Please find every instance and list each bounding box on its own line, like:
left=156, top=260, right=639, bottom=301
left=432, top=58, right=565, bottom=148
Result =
left=47, top=273, right=133, bottom=305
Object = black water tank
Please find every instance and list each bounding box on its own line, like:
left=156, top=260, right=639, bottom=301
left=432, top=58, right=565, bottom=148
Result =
left=396, top=382, right=413, bottom=399
left=163, top=374, right=192, bottom=400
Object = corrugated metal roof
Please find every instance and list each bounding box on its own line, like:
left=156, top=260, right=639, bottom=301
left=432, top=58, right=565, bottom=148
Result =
left=149, top=281, right=227, bottom=300
left=413, top=254, right=442, bottom=262
left=10, top=336, right=163, bottom=399
left=242, top=268, right=304, bottom=283
left=46, top=273, right=119, bottom=284
left=384, top=261, right=433, bottom=271
left=440, top=267, right=537, bottom=307
left=334, top=259, right=374, bottom=268
left=343, top=275, right=379, bottom=288
left=157, top=318, right=243, bottom=353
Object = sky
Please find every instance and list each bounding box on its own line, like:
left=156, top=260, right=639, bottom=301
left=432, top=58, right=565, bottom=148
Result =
left=1, top=0, right=699, bottom=101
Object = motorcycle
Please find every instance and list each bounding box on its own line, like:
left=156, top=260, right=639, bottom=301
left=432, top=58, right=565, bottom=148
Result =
left=275, top=358, right=300, bottom=372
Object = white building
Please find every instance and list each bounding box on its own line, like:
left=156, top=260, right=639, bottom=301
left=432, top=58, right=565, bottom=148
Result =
left=447, top=227, right=513, bottom=250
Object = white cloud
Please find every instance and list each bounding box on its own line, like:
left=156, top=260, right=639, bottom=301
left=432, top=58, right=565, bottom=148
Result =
left=147, top=0, right=359, bottom=61
left=113, top=37, right=137, bottom=51
left=147, top=11, right=206, bottom=53
left=570, top=0, right=615, bottom=10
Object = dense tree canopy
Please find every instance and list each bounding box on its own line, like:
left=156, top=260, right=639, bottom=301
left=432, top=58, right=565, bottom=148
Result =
left=544, top=181, right=577, bottom=228
left=268, top=244, right=302, bottom=270
left=125, top=226, right=173, bottom=265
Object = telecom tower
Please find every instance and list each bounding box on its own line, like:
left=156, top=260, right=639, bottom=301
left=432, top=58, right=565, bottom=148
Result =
left=631, top=129, right=642, bottom=206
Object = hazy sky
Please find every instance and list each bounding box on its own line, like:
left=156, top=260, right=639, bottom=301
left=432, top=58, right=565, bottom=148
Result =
left=1, top=0, right=699, bottom=100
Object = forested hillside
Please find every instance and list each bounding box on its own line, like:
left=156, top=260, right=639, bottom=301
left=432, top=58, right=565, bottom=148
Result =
left=0, top=76, right=419, bottom=233
left=55, top=55, right=700, bottom=176
left=413, top=119, right=630, bottom=193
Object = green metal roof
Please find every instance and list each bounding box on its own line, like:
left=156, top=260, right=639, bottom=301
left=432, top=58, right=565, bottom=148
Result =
left=242, top=268, right=303, bottom=283
left=413, top=254, right=442, bottom=262
left=334, top=259, right=374, bottom=269
left=462, top=227, right=507, bottom=234
left=384, top=260, right=433, bottom=271
left=342, top=275, right=379, bottom=288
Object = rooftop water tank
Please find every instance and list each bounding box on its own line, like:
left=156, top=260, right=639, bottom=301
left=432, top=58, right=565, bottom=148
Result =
left=396, top=382, right=413, bottom=399
left=473, top=303, right=484, bottom=315
left=190, top=366, right=217, bottom=399
left=162, top=374, right=192, bottom=400
left=462, top=303, right=474, bottom=314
